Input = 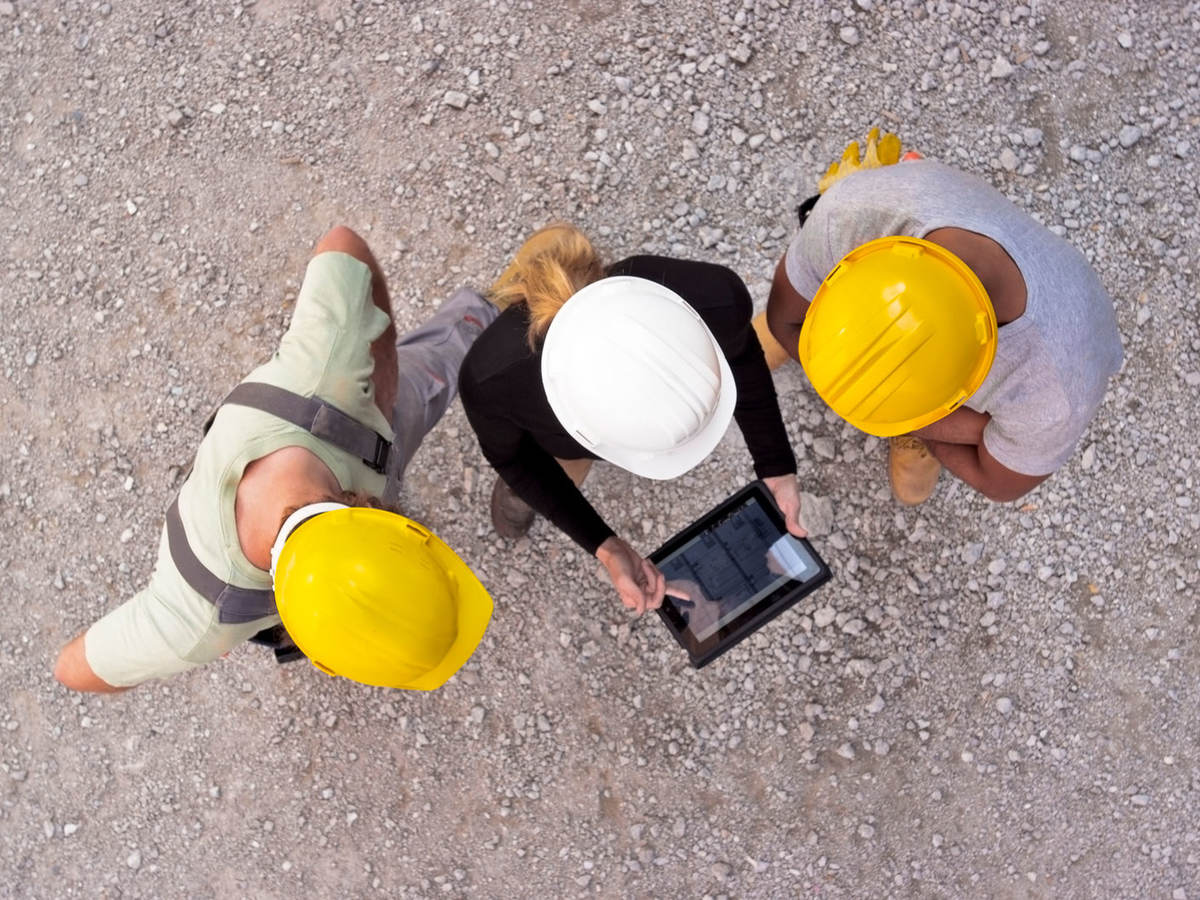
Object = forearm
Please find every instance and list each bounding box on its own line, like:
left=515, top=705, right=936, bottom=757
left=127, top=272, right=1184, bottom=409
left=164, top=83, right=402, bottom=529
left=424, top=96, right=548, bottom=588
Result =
left=765, top=254, right=809, bottom=364
left=911, top=407, right=990, bottom=445
left=486, top=443, right=613, bottom=554
left=925, top=438, right=1044, bottom=502
left=362, top=251, right=398, bottom=417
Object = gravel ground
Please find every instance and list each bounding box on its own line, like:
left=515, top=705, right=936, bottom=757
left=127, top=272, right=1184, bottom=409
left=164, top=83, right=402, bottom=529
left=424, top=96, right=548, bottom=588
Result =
left=2, top=0, right=1198, bottom=897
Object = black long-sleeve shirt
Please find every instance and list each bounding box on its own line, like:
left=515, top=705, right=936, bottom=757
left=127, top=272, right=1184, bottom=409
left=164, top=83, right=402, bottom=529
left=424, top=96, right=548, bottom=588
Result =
left=459, top=255, right=796, bottom=555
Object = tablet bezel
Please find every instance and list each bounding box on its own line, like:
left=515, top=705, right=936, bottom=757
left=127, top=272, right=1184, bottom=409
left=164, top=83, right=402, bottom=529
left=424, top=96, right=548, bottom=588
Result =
left=649, top=481, right=832, bottom=668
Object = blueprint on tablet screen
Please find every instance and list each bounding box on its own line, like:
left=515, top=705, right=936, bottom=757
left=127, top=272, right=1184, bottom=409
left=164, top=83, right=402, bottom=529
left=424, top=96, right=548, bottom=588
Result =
left=658, top=499, right=817, bottom=641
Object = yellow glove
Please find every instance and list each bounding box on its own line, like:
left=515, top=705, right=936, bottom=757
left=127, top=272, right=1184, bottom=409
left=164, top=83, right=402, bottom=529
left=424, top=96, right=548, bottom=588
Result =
left=817, top=127, right=903, bottom=193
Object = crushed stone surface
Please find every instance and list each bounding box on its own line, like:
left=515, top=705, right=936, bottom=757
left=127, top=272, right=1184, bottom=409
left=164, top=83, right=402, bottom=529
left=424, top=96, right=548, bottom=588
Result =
left=1, top=0, right=1198, bottom=897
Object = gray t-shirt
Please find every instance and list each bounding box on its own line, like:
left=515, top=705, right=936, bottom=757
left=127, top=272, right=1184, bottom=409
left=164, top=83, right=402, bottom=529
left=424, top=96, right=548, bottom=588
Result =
left=784, top=160, right=1124, bottom=476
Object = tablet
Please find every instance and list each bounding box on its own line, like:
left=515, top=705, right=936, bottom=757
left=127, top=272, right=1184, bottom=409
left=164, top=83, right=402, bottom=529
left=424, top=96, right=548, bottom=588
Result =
left=649, top=481, right=831, bottom=668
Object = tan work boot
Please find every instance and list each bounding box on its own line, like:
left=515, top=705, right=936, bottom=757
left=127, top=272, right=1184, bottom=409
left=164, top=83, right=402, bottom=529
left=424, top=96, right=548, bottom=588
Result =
left=751, top=311, right=790, bottom=371
left=888, top=436, right=942, bottom=505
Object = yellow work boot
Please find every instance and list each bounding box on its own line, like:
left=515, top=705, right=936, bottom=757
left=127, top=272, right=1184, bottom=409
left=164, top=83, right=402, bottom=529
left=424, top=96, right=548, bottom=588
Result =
left=751, top=311, right=790, bottom=371
left=888, top=436, right=941, bottom=505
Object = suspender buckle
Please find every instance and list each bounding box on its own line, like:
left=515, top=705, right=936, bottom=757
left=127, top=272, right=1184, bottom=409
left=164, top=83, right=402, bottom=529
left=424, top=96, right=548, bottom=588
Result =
left=367, top=434, right=390, bottom=474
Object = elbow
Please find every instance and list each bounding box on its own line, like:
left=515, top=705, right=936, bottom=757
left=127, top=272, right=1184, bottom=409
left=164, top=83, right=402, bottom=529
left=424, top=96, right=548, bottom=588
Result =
left=978, top=482, right=1034, bottom=504
left=52, top=648, right=71, bottom=688
left=53, top=646, right=88, bottom=692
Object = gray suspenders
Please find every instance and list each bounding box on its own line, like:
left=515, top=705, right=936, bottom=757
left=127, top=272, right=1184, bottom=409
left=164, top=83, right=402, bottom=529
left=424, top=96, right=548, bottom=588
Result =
left=166, top=383, right=392, bottom=624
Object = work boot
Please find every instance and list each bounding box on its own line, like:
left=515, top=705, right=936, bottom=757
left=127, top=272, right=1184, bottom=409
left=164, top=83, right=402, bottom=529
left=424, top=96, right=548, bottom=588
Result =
left=490, top=476, right=535, bottom=539
left=888, top=436, right=942, bottom=506
left=751, top=311, right=791, bottom=371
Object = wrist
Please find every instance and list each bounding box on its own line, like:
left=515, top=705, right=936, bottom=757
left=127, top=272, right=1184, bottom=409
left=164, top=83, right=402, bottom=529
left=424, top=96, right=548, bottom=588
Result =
left=595, top=535, right=621, bottom=562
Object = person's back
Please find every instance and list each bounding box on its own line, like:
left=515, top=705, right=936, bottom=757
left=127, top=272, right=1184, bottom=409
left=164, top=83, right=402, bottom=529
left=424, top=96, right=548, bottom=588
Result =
left=769, top=139, right=1124, bottom=503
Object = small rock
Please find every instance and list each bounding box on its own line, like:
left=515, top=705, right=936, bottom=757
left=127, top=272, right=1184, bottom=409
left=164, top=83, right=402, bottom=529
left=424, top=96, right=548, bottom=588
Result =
left=1080, top=444, right=1096, bottom=470
left=691, top=111, right=710, bottom=136
left=1130, top=794, right=1150, bottom=807
left=836, top=742, right=856, bottom=760
left=126, top=850, right=141, bottom=869
left=527, top=109, right=544, bottom=125
left=990, top=55, right=1015, bottom=79
left=813, top=606, right=836, bottom=628
left=1116, top=31, right=1133, bottom=49
left=0, top=3, right=15, bottom=16
left=858, top=823, right=876, bottom=839
left=166, top=109, right=184, bottom=128
left=443, top=90, right=469, bottom=110
left=1022, top=127, right=1044, bottom=147
left=812, top=437, right=835, bottom=459
left=710, top=861, right=732, bottom=882
left=799, top=492, right=834, bottom=536
left=999, top=148, right=1019, bottom=171
left=838, top=25, right=860, bottom=46
left=1118, top=125, right=1142, bottom=148
left=996, top=697, right=1013, bottom=716
left=64, top=823, right=79, bottom=836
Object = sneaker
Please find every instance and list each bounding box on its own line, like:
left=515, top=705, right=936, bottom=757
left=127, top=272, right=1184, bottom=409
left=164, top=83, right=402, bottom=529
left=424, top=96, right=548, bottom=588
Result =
left=490, top=476, right=535, bottom=539
left=888, top=436, right=941, bottom=506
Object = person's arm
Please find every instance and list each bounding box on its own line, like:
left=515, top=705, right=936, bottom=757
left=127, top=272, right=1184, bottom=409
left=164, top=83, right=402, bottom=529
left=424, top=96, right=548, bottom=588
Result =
left=911, top=406, right=991, bottom=445
left=459, top=373, right=614, bottom=554
left=705, top=265, right=804, bottom=534
left=54, top=632, right=129, bottom=694
left=924, top=438, right=1047, bottom=502
left=311, top=226, right=398, bottom=418
left=765, top=253, right=811, bottom=365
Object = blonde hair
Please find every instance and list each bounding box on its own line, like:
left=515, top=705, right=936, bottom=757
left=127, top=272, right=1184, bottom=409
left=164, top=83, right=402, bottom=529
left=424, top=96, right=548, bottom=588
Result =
left=489, top=223, right=604, bottom=347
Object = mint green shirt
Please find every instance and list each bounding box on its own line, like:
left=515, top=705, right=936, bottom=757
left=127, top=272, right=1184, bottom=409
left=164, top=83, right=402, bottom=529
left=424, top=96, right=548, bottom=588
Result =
left=85, top=252, right=392, bottom=686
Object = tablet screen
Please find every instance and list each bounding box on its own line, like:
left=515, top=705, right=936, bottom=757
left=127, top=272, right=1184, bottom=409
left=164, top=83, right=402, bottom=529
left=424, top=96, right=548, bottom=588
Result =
left=656, top=494, right=821, bottom=642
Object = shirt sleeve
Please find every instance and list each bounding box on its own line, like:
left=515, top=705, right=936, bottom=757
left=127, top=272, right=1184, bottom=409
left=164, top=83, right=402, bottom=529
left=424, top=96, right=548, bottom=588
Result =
left=703, top=266, right=798, bottom=479
left=83, top=585, right=266, bottom=687
left=459, top=371, right=615, bottom=555
left=270, top=250, right=394, bottom=440
left=82, top=528, right=274, bottom=687
left=981, top=414, right=1078, bottom=477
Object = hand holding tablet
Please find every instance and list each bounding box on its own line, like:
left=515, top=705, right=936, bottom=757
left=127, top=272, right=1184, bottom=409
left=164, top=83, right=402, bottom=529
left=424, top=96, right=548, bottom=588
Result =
left=650, top=482, right=832, bottom=668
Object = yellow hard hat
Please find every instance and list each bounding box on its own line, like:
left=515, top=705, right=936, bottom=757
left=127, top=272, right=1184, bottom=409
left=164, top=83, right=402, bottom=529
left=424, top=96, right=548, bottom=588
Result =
left=271, top=505, right=492, bottom=690
left=798, top=236, right=997, bottom=436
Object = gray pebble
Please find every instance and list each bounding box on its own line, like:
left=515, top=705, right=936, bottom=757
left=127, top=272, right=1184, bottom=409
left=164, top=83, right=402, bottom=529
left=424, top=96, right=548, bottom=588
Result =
left=839, top=26, right=860, bottom=46
left=1118, top=125, right=1142, bottom=148
left=691, top=111, right=710, bottom=136
left=990, top=56, right=1015, bottom=79
left=443, top=91, right=469, bottom=110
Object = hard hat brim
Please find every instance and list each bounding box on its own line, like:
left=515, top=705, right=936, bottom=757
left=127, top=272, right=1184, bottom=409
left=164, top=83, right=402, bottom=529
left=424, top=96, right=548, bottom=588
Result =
left=395, top=532, right=493, bottom=691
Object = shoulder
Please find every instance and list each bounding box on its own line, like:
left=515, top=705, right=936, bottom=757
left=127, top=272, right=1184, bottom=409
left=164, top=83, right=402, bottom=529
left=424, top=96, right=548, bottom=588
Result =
left=460, top=304, right=539, bottom=398
left=608, top=255, right=751, bottom=318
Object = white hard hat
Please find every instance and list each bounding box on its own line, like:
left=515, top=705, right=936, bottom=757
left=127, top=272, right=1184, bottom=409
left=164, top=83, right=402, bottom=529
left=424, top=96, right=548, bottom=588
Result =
left=541, top=275, right=737, bottom=480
